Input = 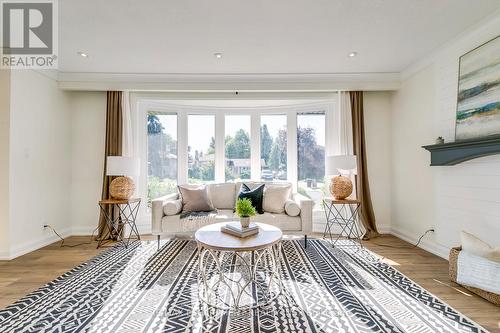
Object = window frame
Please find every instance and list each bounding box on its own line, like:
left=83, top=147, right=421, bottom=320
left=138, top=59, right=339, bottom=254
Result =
left=224, top=114, right=252, bottom=181
left=133, top=96, right=336, bottom=214
left=260, top=114, right=288, bottom=181
left=187, top=113, right=216, bottom=183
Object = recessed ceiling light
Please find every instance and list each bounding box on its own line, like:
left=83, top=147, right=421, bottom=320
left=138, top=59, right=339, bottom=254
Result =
left=214, top=52, right=223, bottom=59
left=348, top=52, right=358, bottom=58
left=77, top=51, right=88, bottom=58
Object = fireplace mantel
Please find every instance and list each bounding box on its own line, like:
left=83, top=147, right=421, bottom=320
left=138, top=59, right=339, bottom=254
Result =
left=422, top=135, right=500, bottom=166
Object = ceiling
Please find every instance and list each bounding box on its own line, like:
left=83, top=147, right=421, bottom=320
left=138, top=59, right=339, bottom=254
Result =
left=59, top=0, right=500, bottom=75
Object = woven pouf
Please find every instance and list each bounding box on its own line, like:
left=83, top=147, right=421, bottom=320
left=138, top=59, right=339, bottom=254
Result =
left=110, top=176, right=135, bottom=199
left=330, top=175, right=353, bottom=200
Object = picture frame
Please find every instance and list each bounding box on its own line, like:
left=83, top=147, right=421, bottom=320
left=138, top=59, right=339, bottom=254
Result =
left=455, top=35, right=500, bottom=141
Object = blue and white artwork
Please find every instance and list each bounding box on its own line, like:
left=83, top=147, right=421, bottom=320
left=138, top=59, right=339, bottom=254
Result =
left=456, top=36, right=500, bottom=140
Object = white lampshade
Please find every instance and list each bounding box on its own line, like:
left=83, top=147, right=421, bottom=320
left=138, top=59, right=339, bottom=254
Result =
left=106, top=156, right=140, bottom=176
left=326, top=155, right=357, bottom=175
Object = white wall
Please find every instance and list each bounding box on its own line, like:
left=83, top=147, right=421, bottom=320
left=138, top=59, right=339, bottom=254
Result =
left=364, top=92, right=392, bottom=233
left=7, top=70, right=72, bottom=258
left=390, top=66, right=437, bottom=252
left=70, top=92, right=106, bottom=235
left=0, top=79, right=106, bottom=259
left=0, top=69, right=11, bottom=258
left=391, top=13, right=500, bottom=258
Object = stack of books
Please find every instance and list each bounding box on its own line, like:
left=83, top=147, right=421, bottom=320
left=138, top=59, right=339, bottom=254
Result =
left=221, top=222, right=259, bottom=238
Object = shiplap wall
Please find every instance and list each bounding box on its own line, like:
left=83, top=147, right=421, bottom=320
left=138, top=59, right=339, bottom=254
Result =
left=432, top=17, right=500, bottom=250
left=392, top=13, right=500, bottom=258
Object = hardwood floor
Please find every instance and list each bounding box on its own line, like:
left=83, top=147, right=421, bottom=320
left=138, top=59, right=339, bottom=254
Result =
left=0, top=234, right=499, bottom=332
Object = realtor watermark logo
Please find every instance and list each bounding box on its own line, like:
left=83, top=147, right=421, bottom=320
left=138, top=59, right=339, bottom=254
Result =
left=1, top=0, right=58, bottom=69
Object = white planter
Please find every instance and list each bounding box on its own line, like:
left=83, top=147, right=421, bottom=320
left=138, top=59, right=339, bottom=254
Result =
left=240, top=217, right=250, bottom=228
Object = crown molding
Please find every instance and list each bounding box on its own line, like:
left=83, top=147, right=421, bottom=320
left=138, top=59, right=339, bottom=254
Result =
left=56, top=72, right=400, bottom=92
left=401, top=9, right=500, bottom=81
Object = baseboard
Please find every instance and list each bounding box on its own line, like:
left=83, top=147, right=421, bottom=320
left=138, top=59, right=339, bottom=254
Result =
left=0, top=250, right=10, bottom=261
left=376, top=224, right=391, bottom=234
left=390, top=228, right=450, bottom=260
left=1, top=223, right=444, bottom=261
left=7, top=227, right=72, bottom=260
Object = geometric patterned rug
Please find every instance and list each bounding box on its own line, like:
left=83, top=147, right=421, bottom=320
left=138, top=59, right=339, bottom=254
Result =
left=0, top=239, right=487, bottom=333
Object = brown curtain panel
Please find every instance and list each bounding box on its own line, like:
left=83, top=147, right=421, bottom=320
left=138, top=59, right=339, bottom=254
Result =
left=350, top=91, right=379, bottom=239
left=97, top=91, right=123, bottom=239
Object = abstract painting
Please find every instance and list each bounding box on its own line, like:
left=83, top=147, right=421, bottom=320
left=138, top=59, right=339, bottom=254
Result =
left=456, top=35, right=500, bottom=140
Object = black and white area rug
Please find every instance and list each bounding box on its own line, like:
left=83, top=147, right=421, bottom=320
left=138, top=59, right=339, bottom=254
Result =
left=0, top=239, right=487, bottom=333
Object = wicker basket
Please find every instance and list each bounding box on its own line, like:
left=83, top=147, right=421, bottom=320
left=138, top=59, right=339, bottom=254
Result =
left=449, top=247, right=500, bottom=306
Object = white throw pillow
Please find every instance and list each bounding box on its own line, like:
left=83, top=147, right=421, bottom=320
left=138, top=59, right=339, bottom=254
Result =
left=178, top=185, right=214, bottom=212
left=461, top=231, right=500, bottom=263
left=164, top=199, right=182, bottom=216
left=284, top=199, right=301, bottom=217
left=208, top=183, right=236, bottom=209
left=263, top=184, right=292, bottom=214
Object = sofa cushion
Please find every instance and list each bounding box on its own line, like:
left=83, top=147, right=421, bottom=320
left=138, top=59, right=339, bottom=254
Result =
left=161, top=210, right=235, bottom=233
left=238, top=183, right=265, bottom=214
left=164, top=199, right=183, bottom=216
left=208, top=183, right=236, bottom=209
left=252, top=213, right=302, bottom=231
left=263, top=183, right=292, bottom=214
left=178, top=185, right=214, bottom=212
left=284, top=199, right=301, bottom=216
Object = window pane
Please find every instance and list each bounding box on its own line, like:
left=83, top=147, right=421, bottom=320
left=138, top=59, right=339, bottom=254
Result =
left=297, top=113, right=325, bottom=209
left=261, top=115, right=287, bottom=181
left=225, top=115, right=251, bottom=181
left=147, top=112, right=177, bottom=202
left=188, top=115, right=215, bottom=183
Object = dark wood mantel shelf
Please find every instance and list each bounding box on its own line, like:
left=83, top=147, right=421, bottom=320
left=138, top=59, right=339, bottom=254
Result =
left=422, top=135, right=500, bottom=166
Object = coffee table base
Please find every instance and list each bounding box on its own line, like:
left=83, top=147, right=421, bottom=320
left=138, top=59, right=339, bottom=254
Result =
left=197, top=242, right=282, bottom=310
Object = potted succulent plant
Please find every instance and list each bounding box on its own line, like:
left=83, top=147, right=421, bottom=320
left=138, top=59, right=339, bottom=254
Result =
left=235, top=198, right=256, bottom=228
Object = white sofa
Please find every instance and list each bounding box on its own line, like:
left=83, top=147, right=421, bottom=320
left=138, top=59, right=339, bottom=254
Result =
left=151, top=182, right=313, bottom=245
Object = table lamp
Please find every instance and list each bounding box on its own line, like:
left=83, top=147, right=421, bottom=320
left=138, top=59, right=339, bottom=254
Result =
left=326, top=155, right=357, bottom=200
left=106, top=156, right=140, bottom=199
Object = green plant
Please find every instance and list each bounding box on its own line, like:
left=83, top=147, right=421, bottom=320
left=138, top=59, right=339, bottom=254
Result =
left=147, top=177, right=177, bottom=203
left=235, top=198, right=256, bottom=218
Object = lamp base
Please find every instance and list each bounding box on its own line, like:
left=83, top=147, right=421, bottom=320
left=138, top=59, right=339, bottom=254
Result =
left=330, top=175, right=353, bottom=200
left=110, top=176, right=135, bottom=200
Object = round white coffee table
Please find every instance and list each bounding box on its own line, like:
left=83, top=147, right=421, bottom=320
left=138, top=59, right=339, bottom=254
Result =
left=195, top=222, right=283, bottom=310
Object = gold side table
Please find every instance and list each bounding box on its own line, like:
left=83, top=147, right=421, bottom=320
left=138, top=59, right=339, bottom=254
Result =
left=98, top=198, right=141, bottom=248
left=322, top=198, right=363, bottom=249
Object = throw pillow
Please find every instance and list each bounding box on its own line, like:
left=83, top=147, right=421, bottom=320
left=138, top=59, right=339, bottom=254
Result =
left=284, top=199, right=301, bottom=216
left=461, top=231, right=500, bottom=263
left=263, top=184, right=292, bottom=214
left=238, top=183, right=265, bottom=214
left=163, top=199, right=183, bottom=216
left=208, top=183, right=236, bottom=209
left=178, top=185, right=214, bottom=212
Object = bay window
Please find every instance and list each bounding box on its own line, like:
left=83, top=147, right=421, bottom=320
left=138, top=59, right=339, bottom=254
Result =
left=139, top=99, right=335, bottom=217
left=297, top=112, right=326, bottom=209
left=260, top=115, right=287, bottom=181
left=188, top=115, right=215, bottom=183
left=147, top=112, right=177, bottom=201
left=225, top=115, right=251, bottom=181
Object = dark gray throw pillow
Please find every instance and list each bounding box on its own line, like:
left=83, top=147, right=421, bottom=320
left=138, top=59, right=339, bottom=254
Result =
left=238, top=183, right=265, bottom=214
left=178, top=185, right=214, bottom=212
